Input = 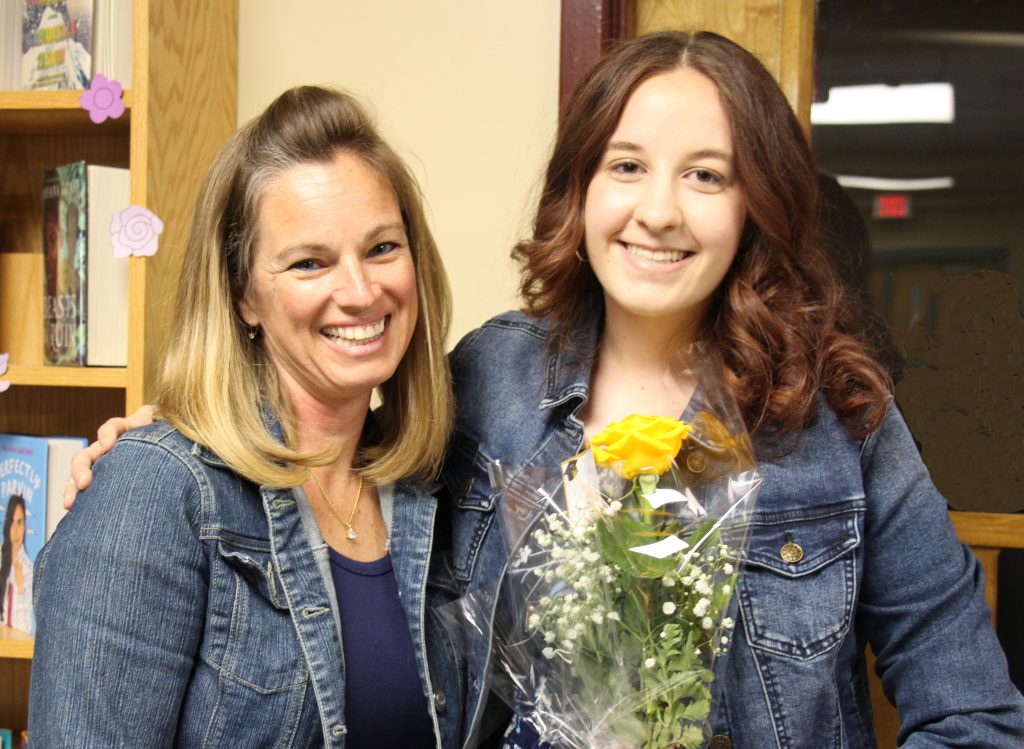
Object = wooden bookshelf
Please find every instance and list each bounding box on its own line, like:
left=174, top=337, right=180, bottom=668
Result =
left=0, top=90, right=133, bottom=135
left=4, top=365, right=127, bottom=388
left=0, top=0, right=238, bottom=734
left=0, top=629, right=33, bottom=660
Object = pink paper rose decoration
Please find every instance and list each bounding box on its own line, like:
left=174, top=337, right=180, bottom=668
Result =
left=0, top=352, right=10, bottom=393
left=79, top=74, right=126, bottom=124
left=111, top=206, right=164, bottom=258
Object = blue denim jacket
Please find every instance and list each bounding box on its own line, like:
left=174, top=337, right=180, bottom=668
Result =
left=444, top=311, right=1024, bottom=749
left=29, top=420, right=464, bottom=748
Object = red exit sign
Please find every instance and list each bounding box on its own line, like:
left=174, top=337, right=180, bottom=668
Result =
left=873, top=193, right=912, bottom=219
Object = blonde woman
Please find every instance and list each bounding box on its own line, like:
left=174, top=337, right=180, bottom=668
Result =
left=30, top=87, right=462, bottom=748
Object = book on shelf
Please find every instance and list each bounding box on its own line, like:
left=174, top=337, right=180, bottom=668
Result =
left=42, top=160, right=130, bottom=367
left=0, top=728, right=27, bottom=749
left=13, top=0, right=131, bottom=91
left=93, top=0, right=132, bottom=87
left=0, top=1, right=24, bottom=90
left=21, top=0, right=92, bottom=90
left=0, top=433, right=87, bottom=636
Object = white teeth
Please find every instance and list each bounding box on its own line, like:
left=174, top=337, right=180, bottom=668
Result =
left=323, top=319, right=386, bottom=345
left=624, top=243, right=689, bottom=263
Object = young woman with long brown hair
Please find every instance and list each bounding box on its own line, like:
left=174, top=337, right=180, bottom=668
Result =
left=444, top=31, right=1023, bottom=747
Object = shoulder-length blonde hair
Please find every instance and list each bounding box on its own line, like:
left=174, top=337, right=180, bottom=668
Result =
left=514, top=31, right=891, bottom=438
left=156, top=86, right=452, bottom=488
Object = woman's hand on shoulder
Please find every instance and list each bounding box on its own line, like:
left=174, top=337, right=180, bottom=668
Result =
left=64, top=405, right=158, bottom=508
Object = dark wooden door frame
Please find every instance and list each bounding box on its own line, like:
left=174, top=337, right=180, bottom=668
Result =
left=560, top=0, right=632, bottom=113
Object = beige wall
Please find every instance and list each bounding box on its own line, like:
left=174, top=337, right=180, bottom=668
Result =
left=238, top=1, right=561, bottom=345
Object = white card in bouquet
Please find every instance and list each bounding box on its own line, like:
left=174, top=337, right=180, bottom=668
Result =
left=628, top=534, right=689, bottom=559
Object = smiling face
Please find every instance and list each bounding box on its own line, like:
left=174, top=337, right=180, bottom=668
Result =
left=583, top=67, right=747, bottom=340
left=239, top=151, right=418, bottom=411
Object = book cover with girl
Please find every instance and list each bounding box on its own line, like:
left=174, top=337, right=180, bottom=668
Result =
left=0, top=434, right=47, bottom=635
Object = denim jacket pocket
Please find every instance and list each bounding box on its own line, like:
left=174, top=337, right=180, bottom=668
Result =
left=212, top=537, right=308, bottom=693
left=443, top=434, right=499, bottom=584
left=738, top=500, right=864, bottom=660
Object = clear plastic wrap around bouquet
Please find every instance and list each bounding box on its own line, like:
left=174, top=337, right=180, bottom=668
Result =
left=451, top=351, right=761, bottom=749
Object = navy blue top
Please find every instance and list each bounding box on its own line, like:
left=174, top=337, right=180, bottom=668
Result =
left=327, top=546, right=435, bottom=748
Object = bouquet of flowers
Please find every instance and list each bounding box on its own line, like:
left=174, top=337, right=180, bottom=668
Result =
left=454, top=354, right=761, bottom=748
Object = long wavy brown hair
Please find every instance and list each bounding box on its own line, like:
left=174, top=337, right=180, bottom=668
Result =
left=513, top=31, right=892, bottom=438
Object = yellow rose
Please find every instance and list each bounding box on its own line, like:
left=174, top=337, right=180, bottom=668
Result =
left=590, top=414, right=691, bottom=479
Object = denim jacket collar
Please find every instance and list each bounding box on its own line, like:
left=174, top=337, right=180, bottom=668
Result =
left=538, top=315, right=598, bottom=412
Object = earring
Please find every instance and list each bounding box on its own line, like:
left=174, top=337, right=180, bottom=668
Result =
left=246, top=321, right=259, bottom=340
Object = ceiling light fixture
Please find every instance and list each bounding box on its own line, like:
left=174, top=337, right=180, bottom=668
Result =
left=836, top=175, right=955, bottom=191
left=812, top=83, right=955, bottom=125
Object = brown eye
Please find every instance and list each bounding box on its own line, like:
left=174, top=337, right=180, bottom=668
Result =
left=612, top=161, right=642, bottom=175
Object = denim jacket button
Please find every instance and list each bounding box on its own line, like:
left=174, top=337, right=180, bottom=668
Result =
left=780, top=542, right=804, bottom=563
left=331, top=724, right=347, bottom=736
left=708, top=734, right=732, bottom=749
left=685, top=450, right=708, bottom=473
left=433, top=688, right=447, bottom=714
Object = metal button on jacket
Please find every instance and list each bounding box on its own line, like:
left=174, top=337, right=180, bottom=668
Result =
left=686, top=451, right=708, bottom=473
left=709, top=734, right=732, bottom=749
left=433, top=688, right=447, bottom=714
left=781, top=541, right=804, bottom=563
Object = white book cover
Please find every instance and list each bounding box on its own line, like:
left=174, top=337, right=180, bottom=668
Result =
left=85, top=164, right=130, bottom=366
left=45, top=436, right=88, bottom=539
left=92, top=0, right=131, bottom=86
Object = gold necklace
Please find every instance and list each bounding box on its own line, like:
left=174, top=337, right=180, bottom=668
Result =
left=309, top=470, right=363, bottom=541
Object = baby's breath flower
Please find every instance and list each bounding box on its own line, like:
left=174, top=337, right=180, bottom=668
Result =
left=721, top=636, right=729, bottom=645
left=722, top=617, right=734, bottom=629
left=544, top=631, right=556, bottom=643
left=644, top=658, right=657, bottom=669
left=607, top=611, right=621, bottom=622
left=695, top=579, right=712, bottom=596
left=721, top=584, right=731, bottom=596
left=663, top=602, right=677, bottom=615
left=693, top=597, right=711, bottom=617
left=542, top=647, right=556, bottom=659
left=662, top=575, right=675, bottom=587
left=723, top=563, right=734, bottom=575
left=702, top=616, right=714, bottom=630
left=591, top=612, right=603, bottom=624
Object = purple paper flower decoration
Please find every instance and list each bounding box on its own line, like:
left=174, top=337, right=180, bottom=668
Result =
left=0, top=352, right=10, bottom=393
left=111, top=206, right=164, bottom=258
left=79, top=74, right=126, bottom=124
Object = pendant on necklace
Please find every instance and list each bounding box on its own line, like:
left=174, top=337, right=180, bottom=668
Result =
left=346, top=527, right=357, bottom=541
